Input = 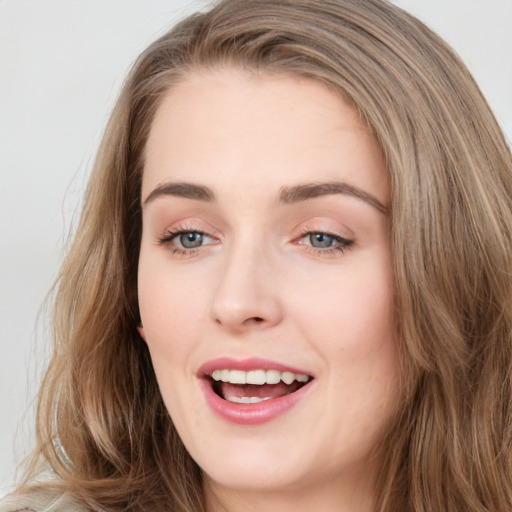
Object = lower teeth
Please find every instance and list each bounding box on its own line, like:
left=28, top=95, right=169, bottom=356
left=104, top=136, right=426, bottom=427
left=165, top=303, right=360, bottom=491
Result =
left=226, top=396, right=273, bottom=404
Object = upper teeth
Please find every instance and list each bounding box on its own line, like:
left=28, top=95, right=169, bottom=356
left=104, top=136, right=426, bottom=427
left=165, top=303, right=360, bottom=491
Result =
left=210, top=369, right=310, bottom=385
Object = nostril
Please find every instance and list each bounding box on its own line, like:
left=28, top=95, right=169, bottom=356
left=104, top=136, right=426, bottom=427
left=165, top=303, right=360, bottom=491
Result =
left=244, top=316, right=264, bottom=325
left=215, top=316, right=264, bottom=326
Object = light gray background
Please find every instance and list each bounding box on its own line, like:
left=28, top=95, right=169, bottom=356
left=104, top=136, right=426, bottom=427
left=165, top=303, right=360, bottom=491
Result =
left=1, top=0, right=511, bottom=496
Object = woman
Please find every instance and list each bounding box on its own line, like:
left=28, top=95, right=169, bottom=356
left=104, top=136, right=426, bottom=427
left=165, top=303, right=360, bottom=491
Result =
left=2, top=0, right=512, bottom=510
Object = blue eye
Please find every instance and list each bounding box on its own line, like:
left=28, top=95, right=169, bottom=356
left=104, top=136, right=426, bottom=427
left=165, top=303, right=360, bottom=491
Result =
left=308, top=233, right=336, bottom=248
left=158, top=228, right=218, bottom=255
left=299, top=231, right=353, bottom=254
left=179, top=232, right=204, bottom=248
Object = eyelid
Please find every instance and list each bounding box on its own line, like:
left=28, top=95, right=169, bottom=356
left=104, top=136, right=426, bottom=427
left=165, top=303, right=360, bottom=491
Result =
left=159, top=227, right=218, bottom=245
left=295, top=219, right=353, bottom=240
left=156, top=219, right=221, bottom=259
left=156, top=217, right=222, bottom=241
left=291, top=221, right=355, bottom=256
left=296, top=229, right=353, bottom=246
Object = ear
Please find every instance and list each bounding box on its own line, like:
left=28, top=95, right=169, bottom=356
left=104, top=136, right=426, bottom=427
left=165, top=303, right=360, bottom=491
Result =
left=137, top=325, right=146, bottom=342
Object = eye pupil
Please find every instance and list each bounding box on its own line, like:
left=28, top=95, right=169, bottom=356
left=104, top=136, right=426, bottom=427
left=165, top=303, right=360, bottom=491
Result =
left=310, top=233, right=334, bottom=248
left=180, top=232, right=203, bottom=248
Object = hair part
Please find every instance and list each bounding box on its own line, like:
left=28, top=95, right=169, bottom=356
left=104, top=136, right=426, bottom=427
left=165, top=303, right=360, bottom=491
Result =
left=13, top=1, right=512, bottom=511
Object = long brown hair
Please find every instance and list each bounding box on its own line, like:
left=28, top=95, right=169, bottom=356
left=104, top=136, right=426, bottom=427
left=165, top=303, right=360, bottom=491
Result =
left=11, top=0, right=512, bottom=510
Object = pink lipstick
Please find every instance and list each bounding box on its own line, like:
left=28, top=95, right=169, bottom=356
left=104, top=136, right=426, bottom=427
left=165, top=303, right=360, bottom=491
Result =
left=198, top=358, right=314, bottom=425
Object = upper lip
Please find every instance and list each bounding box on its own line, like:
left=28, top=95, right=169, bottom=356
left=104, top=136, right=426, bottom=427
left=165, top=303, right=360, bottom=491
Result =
left=197, top=357, right=313, bottom=378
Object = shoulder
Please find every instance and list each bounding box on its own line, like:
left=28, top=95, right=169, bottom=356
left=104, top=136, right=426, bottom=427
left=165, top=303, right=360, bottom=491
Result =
left=0, top=489, right=92, bottom=512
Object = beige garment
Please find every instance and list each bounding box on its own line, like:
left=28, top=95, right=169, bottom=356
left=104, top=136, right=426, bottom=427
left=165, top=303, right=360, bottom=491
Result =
left=0, top=489, right=92, bottom=512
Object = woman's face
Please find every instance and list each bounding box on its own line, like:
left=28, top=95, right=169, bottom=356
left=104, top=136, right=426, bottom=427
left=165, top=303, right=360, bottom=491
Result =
left=138, top=68, right=398, bottom=509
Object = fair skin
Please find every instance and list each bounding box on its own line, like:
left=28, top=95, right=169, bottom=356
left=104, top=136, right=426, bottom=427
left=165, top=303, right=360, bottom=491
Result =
left=138, top=67, right=398, bottom=512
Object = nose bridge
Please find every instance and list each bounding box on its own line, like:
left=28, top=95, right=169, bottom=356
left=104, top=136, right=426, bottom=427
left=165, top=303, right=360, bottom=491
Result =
left=210, top=232, right=282, bottom=330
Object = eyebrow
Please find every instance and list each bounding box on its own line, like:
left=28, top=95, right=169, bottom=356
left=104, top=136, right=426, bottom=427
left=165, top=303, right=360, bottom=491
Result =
left=279, top=182, right=389, bottom=214
left=143, top=182, right=215, bottom=206
left=143, top=180, right=389, bottom=214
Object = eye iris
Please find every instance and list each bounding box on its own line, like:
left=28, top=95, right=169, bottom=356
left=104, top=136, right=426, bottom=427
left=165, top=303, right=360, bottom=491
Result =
left=179, top=232, right=203, bottom=248
left=310, top=233, right=334, bottom=248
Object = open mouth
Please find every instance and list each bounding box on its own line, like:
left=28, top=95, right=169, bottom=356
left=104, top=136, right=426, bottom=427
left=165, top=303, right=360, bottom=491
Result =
left=206, top=369, right=313, bottom=404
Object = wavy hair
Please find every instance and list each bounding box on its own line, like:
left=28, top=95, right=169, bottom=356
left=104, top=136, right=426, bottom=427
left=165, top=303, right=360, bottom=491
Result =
left=11, top=0, right=512, bottom=511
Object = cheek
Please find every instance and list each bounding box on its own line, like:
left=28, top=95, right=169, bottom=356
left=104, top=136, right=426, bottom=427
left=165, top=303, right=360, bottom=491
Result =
left=138, top=253, right=210, bottom=340
left=292, top=252, right=394, bottom=346
left=138, top=277, right=196, bottom=409
left=137, top=266, right=200, bottom=408
left=291, top=251, right=398, bottom=402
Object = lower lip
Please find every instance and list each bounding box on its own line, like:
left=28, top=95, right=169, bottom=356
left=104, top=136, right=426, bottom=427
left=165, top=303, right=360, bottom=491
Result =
left=199, top=378, right=313, bottom=425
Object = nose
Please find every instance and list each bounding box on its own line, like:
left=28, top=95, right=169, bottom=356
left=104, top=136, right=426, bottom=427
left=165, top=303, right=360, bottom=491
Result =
left=210, top=243, right=283, bottom=332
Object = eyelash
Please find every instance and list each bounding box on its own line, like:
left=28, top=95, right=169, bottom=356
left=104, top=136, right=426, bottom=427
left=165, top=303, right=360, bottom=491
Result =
left=157, top=227, right=215, bottom=257
left=157, top=227, right=354, bottom=258
left=296, top=228, right=354, bottom=257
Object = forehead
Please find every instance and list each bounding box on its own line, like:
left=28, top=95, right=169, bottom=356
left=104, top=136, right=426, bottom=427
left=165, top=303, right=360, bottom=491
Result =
left=143, top=67, right=389, bottom=206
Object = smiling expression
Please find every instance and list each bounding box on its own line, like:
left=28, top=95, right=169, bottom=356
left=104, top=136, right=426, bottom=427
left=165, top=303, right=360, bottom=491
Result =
left=138, top=67, right=399, bottom=510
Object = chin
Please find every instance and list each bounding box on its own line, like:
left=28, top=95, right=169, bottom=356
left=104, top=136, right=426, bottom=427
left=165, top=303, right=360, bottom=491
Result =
left=201, top=457, right=309, bottom=494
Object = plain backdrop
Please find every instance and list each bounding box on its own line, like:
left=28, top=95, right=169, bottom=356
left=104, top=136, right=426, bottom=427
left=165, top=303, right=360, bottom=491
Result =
left=1, top=0, right=511, bottom=496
